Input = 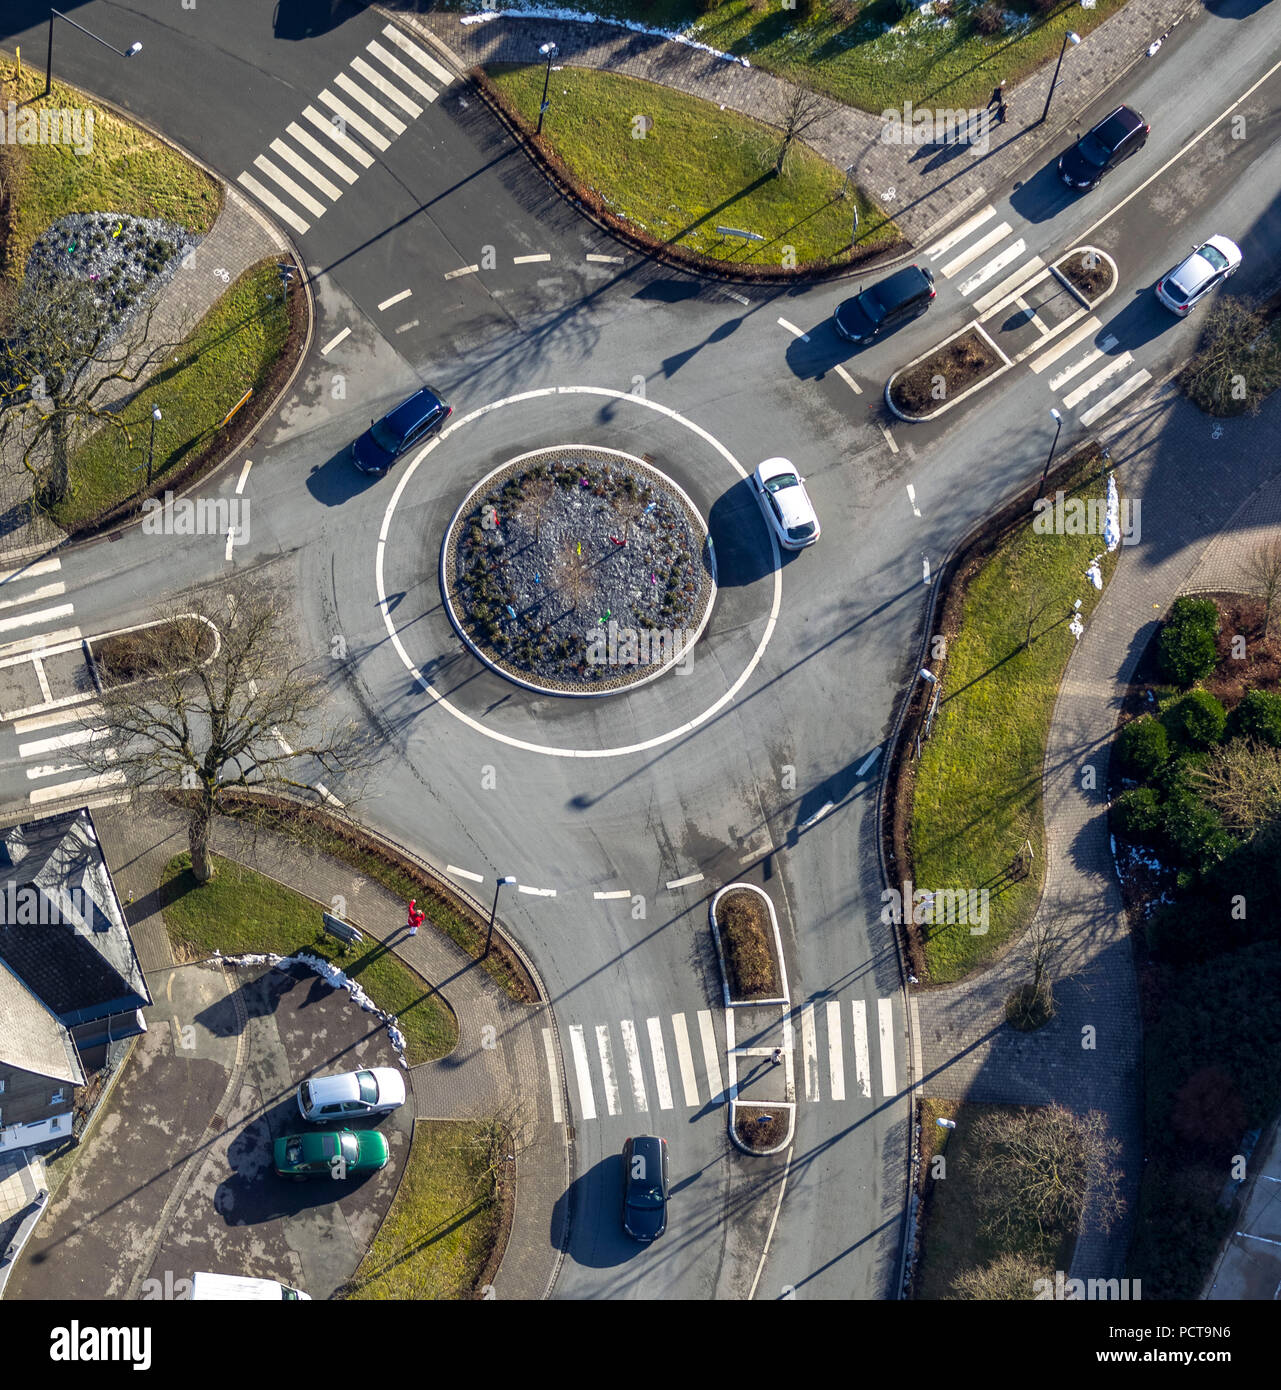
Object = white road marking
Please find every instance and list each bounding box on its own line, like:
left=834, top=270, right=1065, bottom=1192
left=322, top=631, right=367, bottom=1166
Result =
left=0, top=628, right=81, bottom=665
left=851, top=1000, right=872, bottom=1099
left=378, top=288, right=413, bottom=311
left=32, top=659, right=51, bottom=704
left=567, top=1025, right=596, bottom=1121
left=317, top=89, right=391, bottom=151
left=235, top=459, right=253, bottom=495
left=350, top=55, right=423, bottom=118
left=28, top=748, right=116, bottom=780
left=0, top=557, right=61, bottom=585
left=777, top=317, right=809, bottom=342
left=1, top=690, right=95, bottom=723
left=541, top=1028, right=562, bottom=1123
left=826, top=1000, right=846, bottom=1102
left=394, top=320, right=419, bottom=334
left=446, top=864, right=484, bottom=883
left=647, top=1016, right=673, bottom=1110
left=906, top=483, right=920, bottom=517
left=301, top=105, right=375, bottom=168
left=1062, top=352, right=1135, bottom=409
left=722, top=289, right=749, bottom=306
left=592, top=889, right=631, bottom=899
left=856, top=747, right=882, bottom=776
left=333, top=72, right=407, bottom=134
left=833, top=363, right=862, bottom=395
left=971, top=256, right=1047, bottom=315
left=1048, top=336, right=1119, bottom=391
left=800, top=1004, right=820, bottom=1102
left=698, top=1010, right=724, bottom=1103
left=586, top=253, right=624, bottom=264
left=267, top=138, right=342, bottom=201
left=1078, top=369, right=1152, bottom=427
left=445, top=264, right=480, bottom=280
left=517, top=883, right=557, bottom=897
left=879, top=423, right=899, bottom=455
left=365, top=40, right=439, bottom=104
left=251, top=158, right=325, bottom=224
left=0, top=603, right=74, bottom=637
left=285, top=121, right=358, bottom=183
left=799, top=801, right=834, bottom=830
left=30, top=770, right=126, bottom=804
left=665, top=872, right=703, bottom=889
left=671, top=1013, right=700, bottom=1106
left=925, top=203, right=996, bottom=257
left=595, top=1024, right=620, bottom=1116
left=235, top=172, right=310, bottom=235
left=1028, top=316, right=1102, bottom=374
left=940, top=222, right=1012, bottom=278
left=224, top=527, right=236, bottom=563
left=13, top=704, right=102, bottom=735
left=878, top=997, right=897, bottom=1097
left=382, top=22, right=456, bottom=87
left=0, top=581, right=65, bottom=613
left=922, top=557, right=931, bottom=585
left=514, top=253, right=552, bottom=264
left=321, top=327, right=351, bottom=355
left=619, top=1019, right=648, bottom=1112
left=958, top=238, right=1027, bottom=296
left=18, top=727, right=94, bottom=758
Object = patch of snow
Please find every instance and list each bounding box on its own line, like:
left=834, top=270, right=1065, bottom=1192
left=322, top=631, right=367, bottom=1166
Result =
left=1086, top=561, right=1103, bottom=590
left=1069, top=613, right=1085, bottom=641
left=1104, top=474, right=1121, bottom=552
left=459, top=7, right=751, bottom=65
left=219, top=952, right=282, bottom=966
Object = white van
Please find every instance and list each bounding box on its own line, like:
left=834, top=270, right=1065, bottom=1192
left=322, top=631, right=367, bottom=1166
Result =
left=190, top=1271, right=310, bottom=1300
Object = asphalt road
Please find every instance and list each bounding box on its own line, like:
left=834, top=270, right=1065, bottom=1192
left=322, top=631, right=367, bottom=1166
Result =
left=2, top=0, right=1280, bottom=1300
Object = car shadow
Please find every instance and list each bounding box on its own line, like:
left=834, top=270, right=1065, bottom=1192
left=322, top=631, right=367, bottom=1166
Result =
left=1008, top=157, right=1081, bottom=226
left=305, top=445, right=389, bottom=507
left=708, top=479, right=796, bottom=586
left=782, top=320, right=859, bottom=383
left=554, top=1151, right=655, bottom=1269
left=272, top=0, right=362, bottom=39
left=1099, top=283, right=1185, bottom=353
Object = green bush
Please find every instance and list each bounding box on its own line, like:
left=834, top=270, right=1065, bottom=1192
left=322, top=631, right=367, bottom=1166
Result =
left=1164, top=690, right=1227, bottom=750
left=1157, top=597, right=1220, bottom=686
left=1117, top=716, right=1169, bottom=779
left=1113, top=787, right=1163, bottom=841
left=1162, top=786, right=1233, bottom=876
left=1227, top=689, right=1281, bottom=747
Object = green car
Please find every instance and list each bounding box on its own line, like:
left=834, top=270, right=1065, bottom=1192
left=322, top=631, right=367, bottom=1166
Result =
left=273, top=1128, right=388, bottom=1181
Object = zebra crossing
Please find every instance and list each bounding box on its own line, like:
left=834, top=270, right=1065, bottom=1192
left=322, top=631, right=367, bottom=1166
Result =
left=0, top=559, right=124, bottom=807
left=1028, top=315, right=1152, bottom=427
left=235, top=24, right=456, bottom=236
left=926, top=204, right=1040, bottom=302
left=547, top=997, right=902, bottom=1124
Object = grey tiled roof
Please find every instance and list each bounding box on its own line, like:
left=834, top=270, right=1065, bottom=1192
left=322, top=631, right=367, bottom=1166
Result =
left=0, top=957, right=83, bottom=1085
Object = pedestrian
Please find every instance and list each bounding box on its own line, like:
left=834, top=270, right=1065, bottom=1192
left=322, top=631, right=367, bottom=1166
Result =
left=771, top=1048, right=783, bottom=1066
left=987, top=79, right=1005, bottom=110
left=406, top=898, right=425, bottom=937
left=996, top=97, right=1009, bottom=125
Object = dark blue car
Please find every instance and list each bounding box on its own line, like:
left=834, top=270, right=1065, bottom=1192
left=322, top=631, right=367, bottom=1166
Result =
left=351, top=386, right=452, bottom=475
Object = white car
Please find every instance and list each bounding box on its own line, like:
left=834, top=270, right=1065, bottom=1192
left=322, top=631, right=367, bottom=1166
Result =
left=296, top=1067, right=406, bottom=1122
left=1155, top=235, right=1241, bottom=316
left=752, top=457, right=820, bottom=550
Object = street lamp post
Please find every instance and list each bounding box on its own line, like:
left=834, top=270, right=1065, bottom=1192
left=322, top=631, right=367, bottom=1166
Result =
left=1037, top=408, right=1063, bottom=500
left=1039, top=29, right=1081, bottom=125
left=46, top=9, right=142, bottom=96
left=486, top=875, right=518, bottom=958
left=147, top=406, right=161, bottom=486
left=536, top=42, right=558, bottom=136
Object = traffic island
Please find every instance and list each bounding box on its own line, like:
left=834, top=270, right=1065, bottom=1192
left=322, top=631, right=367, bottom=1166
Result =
left=885, top=324, right=1010, bottom=423
left=1051, top=246, right=1118, bottom=310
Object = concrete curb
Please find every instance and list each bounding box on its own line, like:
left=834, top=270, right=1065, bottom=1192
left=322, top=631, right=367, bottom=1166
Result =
left=884, top=321, right=1014, bottom=423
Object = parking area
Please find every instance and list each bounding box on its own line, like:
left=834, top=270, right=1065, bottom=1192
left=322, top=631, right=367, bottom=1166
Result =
left=8, top=958, right=409, bottom=1301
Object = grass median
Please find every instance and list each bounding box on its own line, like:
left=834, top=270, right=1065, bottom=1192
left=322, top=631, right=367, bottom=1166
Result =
left=159, top=852, right=458, bottom=1064
left=485, top=64, right=896, bottom=267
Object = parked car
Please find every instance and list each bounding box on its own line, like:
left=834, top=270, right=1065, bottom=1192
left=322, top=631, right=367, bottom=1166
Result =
left=297, top=1067, right=407, bottom=1122
left=1058, top=105, right=1149, bottom=190
left=273, top=1128, right=388, bottom=1180
left=1155, top=236, right=1242, bottom=316
left=351, top=386, right=451, bottom=474
left=833, top=264, right=935, bottom=344
left=752, top=457, right=821, bottom=550
left=622, top=1135, right=669, bottom=1243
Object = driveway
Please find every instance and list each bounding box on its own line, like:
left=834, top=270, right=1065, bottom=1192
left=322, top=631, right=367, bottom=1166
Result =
left=8, top=959, right=409, bottom=1301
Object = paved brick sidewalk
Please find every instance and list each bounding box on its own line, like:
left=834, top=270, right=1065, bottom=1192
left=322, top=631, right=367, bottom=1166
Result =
left=92, top=795, right=566, bottom=1301
left=410, top=0, right=1199, bottom=246
left=915, top=384, right=1281, bottom=1283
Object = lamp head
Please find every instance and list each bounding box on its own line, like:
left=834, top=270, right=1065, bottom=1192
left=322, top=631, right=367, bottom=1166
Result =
left=126, top=42, right=143, bottom=57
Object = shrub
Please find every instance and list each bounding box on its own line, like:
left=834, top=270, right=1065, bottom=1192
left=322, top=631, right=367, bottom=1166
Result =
left=1162, top=787, right=1233, bottom=875
left=1227, top=688, right=1281, bottom=746
left=1164, top=690, right=1227, bottom=750
left=1113, top=787, right=1163, bottom=841
left=1157, top=597, right=1220, bottom=685
left=970, top=3, right=1004, bottom=35
left=1117, top=716, right=1169, bottom=779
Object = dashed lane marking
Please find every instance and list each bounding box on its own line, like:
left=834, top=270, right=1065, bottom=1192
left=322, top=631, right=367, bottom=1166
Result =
left=665, top=872, right=704, bottom=889
left=518, top=883, right=557, bottom=897
left=321, top=327, right=351, bottom=355
left=378, top=288, right=412, bottom=311
left=906, top=483, right=920, bottom=517
left=444, top=264, right=479, bottom=280
left=833, top=363, right=862, bottom=395
left=586, top=253, right=624, bottom=264
left=777, top=317, right=810, bottom=342
left=446, top=864, right=484, bottom=882
left=593, top=889, right=631, bottom=899
left=514, top=253, right=552, bottom=264
left=394, top=320, right=419, bottom=334
left=879, top=423, right=899, bottom=455
left=235, top=459, right=253, bottom=495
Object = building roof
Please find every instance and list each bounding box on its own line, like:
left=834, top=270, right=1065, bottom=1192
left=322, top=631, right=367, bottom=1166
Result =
left=0, top=956, right=84, bottom=1085
left=0, top=808, right=150, bottom=1027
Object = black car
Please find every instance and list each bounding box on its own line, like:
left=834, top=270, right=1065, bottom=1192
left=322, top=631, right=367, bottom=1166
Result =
left=1058, top=105, right=1149, bottom=191
left=622, top=1135, right=669, bottom=1243
left=833, top=264, right=936, bottom=344
left=351, top=386, right=452, bottom=475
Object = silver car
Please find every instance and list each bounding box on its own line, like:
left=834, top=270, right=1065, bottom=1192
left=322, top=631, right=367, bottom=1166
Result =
left=297, top=1067, right=407, bottom=1122
left=1155, top=236, right=1241, bottom=316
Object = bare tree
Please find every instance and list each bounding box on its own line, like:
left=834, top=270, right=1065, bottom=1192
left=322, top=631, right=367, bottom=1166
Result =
left=773, top=85, right=828, bottom=177
left=1187, top=740, right=1281, bottom=836
left=1180, top=299, right=1281, bottom=418
left=81, top=584, right=373, bottom=882
left=518, top=473, right=557, bottom=544
left=1240, top=535, right=1281, bottom=642
left=950, top=1251, right=1047, bottom=1301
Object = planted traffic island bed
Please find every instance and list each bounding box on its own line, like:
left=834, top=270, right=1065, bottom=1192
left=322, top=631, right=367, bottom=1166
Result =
left=1051, top=246, right=1117, bottom=307
left=89, top=615, right=218, bottom=688
left=886, top=325, right=1008, bottom=422
left=442, top=446, right=715, bottom=695
left=710, top=883, right=786, bottom=1004
left=732, top=1106, right=790, bottom=1152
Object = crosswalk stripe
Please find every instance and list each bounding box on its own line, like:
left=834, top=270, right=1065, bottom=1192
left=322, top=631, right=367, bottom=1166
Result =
left=1062, top=352, right=1134, bottom=409
left=252, top=155, right=326, bottom=218
left=236, top=172, right=310, bottom=235
left=958, top=238, right=1027, bottom=296
left=851, top=1000, right=872, bottom=1099
left=366, top=40, right=439, bottom=103
left=698, top=1010, right=724, bottom=1103
left=269, top=138, right=342, bottom=201
left=12, top=704, right=102, bottom=735
left=619, top=1019, right=648, bottom=1112
left=0, top=602, right=74, bottom=635
left=972, top=256, right=1046, bottom=315
left=1048, top=335, right=1119, bottom=391
left=317, top=89, right=391, bottom=152
left=826, top=1000, right=846, bottom=1102
left=29, top=770, right=125, bottom=805
left=1078, top=369, right=1151, bottom=427
left=925, top=203, right=996, bottom=258
left=28, top=748, right=116, bottom=780
left=595, top=1024, right=620, bottom=1116
left=350, top=55, right=423, bottom=118
left=0, top=581, right=65, bottom=613
left=670, top=1013, right=700, bottom=1107
left=541, top=1028, right=563, bottom=1124
left=0, top=627, right=81, bottom=665
left=940, top=222, right=1013, bottom=279
left=1028, top=316, right=1102, bottom=374
left=800, top=1003, right=820, bottom=1102
left=18, top=727, right=94, bottom=758
left=333, top=73, right=407, bottom=135
left=285, top=121, right=359, bottom=183
left=301, top=105, right=375, bottom=168
left=878, top=998, right=897, bottom=1097
left=646, top=1016, right=673, bottom=1110
left=382, top=23, right=456, bottom=87
left=0, top=557, right=61, bottom=586
left=567, top=1024, right=596, bottom=1121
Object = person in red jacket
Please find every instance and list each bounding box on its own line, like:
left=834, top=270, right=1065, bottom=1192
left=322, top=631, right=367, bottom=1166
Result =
left=406, top=899, right=426, bottom=936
